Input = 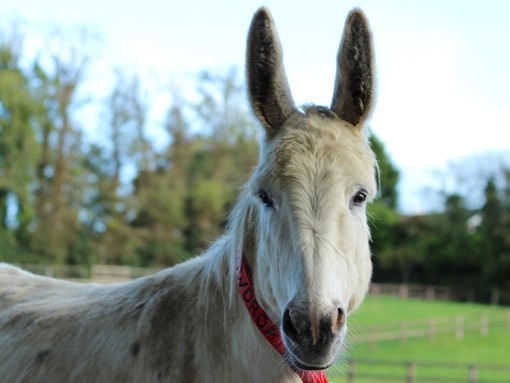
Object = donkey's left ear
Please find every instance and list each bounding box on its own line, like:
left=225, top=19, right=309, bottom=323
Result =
left=331, top=9, right=375, bottom=130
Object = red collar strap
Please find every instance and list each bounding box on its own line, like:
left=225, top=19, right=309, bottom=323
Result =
left=235, top=252, right=329, bottom=383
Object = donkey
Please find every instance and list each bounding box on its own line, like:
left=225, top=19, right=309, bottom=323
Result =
left=0, top=7, right=376, bottom=383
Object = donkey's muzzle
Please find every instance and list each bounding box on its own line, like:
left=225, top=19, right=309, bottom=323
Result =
left=282, top=304, right=346, bottom=370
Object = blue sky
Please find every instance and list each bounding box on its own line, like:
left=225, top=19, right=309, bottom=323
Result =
left=1, top=0, right=510, bottom=212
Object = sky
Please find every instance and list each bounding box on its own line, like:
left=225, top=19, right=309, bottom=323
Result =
left=1, top=0, right=509, bottom=213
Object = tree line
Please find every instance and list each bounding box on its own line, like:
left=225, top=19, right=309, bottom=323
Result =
left=0, top=27, right=259, bottom=267
left=370, top=151, right=510, bottom=303
left=0, top=24, right=509, bottom=303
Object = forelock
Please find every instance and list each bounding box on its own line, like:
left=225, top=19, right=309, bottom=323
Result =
left=273, top=111, right=374, bottom=183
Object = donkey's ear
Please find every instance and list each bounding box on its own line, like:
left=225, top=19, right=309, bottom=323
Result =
left=331, top=9, right=375, bottom=129
left=246, top=7, right=295, bottom=139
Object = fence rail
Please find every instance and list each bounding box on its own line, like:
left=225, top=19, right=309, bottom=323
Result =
left=15, top=264, right=161, bottom=283
left=11, top=265, right=510, bottom=304
left=369, top=283, right=508, bottom=306
left=337, top=358, right=510, bottom=383
left=351, top=312, right=510, bottom=349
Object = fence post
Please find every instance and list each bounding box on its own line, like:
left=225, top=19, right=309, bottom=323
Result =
left=399, top=284, right=409, bottom=299
left=455, top=315, right=464, bottom=340
left=371, top=284, right=380, bottom=298
left=406, top=361, right=415, bottom=383
left=491, top=288, right=500, bottom=305
left=425, top=286, right=435, bottom=300
left=44, top=265, right=54, bottom=277
left=468, top=364, right=478, bottom=383
left=347, top=359, right=356, bottom=383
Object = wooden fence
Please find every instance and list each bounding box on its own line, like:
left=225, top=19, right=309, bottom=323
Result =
left=16, top=264, right=161, bottom=283
left=352, top=312, right=510, bottom=349
left=369, top=283, right=508, bottom=306
left=337, top=358, right=510, bottom=383
left=11, top=265, right=510, bottom=304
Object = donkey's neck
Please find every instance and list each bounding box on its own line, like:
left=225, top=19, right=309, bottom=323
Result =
left=144, top=199, right=299, bottom=382
left=139, top=241, right=235, bottom=381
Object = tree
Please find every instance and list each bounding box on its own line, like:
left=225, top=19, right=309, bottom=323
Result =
left=0, top=26, right=40, bottom=260
left=367, top=133, right=401, bottom=281
left=81, top=143, right=140, bottom=266
left=476, top=177, right=510, bottom=290
left=184, top=68, right=259, bottom=252
left=369, top=134, right=400, bottom=209
left=30, top=29, right=97, bottom=264
left=424, top=194, right=477, bottom=286
left=130, top=101, right=190, bottom=266
left=91, top=70, right=153, bottom=266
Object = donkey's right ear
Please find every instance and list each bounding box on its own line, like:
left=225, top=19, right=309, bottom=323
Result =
left=246, top=7, right=295, bottom=139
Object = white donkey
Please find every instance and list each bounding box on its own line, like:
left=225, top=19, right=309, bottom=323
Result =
left=0, top=7, right=376, bottom=383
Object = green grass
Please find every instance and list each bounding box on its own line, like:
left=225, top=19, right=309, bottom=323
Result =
left=326, top=296, right=510, bottom=382
left=350, top=295, right=508, bottom=326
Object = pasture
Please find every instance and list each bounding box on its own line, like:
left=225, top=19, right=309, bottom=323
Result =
left=327, top=296, right=510, bottom=382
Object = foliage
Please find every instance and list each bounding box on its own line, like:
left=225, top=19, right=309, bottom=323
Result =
left=0, top=24, right=259, bottom=268
left=367, top=134, right=402, bottom=281
left=368, top=135, right=510, bottom=300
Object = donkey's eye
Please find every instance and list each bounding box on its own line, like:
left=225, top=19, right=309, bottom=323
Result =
left=258, top=190, right=274, bottom=208
left=352, top=190, right=368, bottom=207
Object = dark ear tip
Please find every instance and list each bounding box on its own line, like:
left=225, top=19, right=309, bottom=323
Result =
left=346, top=8, right=370, bottom=29
left=249, top=7, right=274, bottom=37
left=253, top=7, right=273, bottom=23
left=347, top=8, right=368, bottom=20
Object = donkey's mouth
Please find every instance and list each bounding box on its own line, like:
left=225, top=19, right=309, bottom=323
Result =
left=290, top=356, right=332, bottom=371
left=283, top=335, right=340, bottom=372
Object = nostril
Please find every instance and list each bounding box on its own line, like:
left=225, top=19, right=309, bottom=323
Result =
left=282, top=308, right=300, bottom=342
left=337, top=307, right=345, bottom=321
left=332, top=306, right=346, bottom=333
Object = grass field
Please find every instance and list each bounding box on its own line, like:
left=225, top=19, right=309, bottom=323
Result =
left=326, top=296, right=510, bottom=382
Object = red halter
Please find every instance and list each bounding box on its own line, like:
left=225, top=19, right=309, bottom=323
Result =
left=235, top=252, right=329, bottom=383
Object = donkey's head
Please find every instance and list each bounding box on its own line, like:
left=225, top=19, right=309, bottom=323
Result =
left=244, top=7, right=376, bottom=370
